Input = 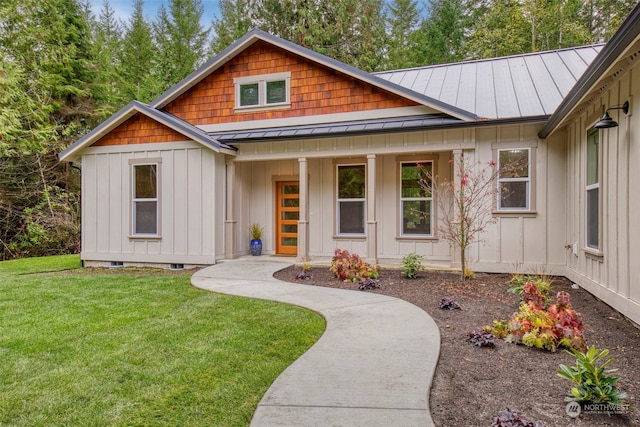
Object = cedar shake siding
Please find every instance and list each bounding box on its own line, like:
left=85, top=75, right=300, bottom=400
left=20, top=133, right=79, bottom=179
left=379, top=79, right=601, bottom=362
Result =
left=93, top=113, right=187, bottom=146
left=164, top=40, right=418, bottom=125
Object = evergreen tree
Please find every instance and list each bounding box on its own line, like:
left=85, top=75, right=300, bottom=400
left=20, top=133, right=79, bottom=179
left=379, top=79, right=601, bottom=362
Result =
left=239, top=0, right=388, bottom=71
left=464, top=0, right=530, bottom=58
left=119, top=0, right=161, bottom=102
left=0, top=0, right=96, bottom=258
left=210, top=0, right=252, bottom=54
left=94, top=0, right=127, bottom=110
left=0, top=0, right=99, bottom=153
left=386, top=0, right=423, bottom=69
left=414, top=0, right=469, bottom=65
left=153, top=0, right=210, bottom=89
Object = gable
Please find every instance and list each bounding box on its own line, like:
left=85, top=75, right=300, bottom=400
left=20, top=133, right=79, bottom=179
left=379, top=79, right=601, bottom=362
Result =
left=92, top=112, right=189, bottom=146
left=163, top=40, right=420, bottom=126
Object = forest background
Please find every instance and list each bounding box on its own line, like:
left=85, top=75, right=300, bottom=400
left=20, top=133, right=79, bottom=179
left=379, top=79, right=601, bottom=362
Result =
left=0, top=0, right=635, bottom=260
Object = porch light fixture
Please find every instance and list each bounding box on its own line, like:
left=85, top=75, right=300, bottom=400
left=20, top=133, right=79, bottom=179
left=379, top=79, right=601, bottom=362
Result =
left=594, top=101, right=630, bottom=129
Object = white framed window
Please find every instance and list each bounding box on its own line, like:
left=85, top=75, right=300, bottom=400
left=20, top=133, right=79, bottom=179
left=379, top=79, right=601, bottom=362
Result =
left=586, top=129, right=599, bottom=250
left=131, top=160, right=160, bottom=236
left=400, top=161, right=433, bottom=236
left=336, top=164, right=366, bottom=235
left=497, top=148, right=530, bottom=210
left=234, top=72, right=291, bottom=110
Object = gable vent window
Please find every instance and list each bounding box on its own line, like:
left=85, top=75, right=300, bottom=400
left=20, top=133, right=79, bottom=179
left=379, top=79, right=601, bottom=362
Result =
left=234, top=72, right=291, bottom=111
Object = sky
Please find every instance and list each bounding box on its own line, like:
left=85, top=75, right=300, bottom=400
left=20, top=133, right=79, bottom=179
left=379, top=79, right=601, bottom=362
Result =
left=87, top=0, right=222, bottom=25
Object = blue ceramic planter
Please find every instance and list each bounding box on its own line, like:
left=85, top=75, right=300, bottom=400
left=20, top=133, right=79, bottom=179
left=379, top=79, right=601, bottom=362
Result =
left=250, top=239, right=262, bottom=256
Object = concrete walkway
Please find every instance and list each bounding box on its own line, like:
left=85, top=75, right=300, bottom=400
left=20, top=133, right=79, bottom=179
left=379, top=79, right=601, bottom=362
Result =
left=191, top=259, right=440, bottom=426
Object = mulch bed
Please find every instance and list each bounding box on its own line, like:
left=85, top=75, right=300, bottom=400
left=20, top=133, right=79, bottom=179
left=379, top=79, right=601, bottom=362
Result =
left=273, top=266, right=640, bottom=426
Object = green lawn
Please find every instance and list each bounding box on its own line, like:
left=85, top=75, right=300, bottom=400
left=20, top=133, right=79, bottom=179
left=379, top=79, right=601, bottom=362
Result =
left=0, top=255, right=325, bottom=426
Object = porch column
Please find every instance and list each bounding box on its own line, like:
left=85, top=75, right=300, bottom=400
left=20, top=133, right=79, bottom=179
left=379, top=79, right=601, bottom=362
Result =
left=224, top=159, right=237, bottom=259
left=451, top=149, right=463, bottom=267
left=366, top=154, right=378, bottom=264
left=297, top=157, right=309, bottom=261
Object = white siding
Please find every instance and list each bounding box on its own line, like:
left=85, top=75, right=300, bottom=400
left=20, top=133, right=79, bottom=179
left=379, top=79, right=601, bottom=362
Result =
left=80, top=141, right=222, bottom=266
left=562, top=64, right=640, bottom=325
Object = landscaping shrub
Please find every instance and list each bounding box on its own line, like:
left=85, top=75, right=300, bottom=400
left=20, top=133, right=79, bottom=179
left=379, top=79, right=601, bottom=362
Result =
left=463, top=267, right=476, bottom=280
left=439, top=297, right=461, bottom=310
left=558, top=346, right=628, bottom=407
left=358, top=277, right=381, bottom=290
left=295, top=262, right=311, bottom=280
left=508, top=275, right=551, bottom=307
left=486, top=284, right=586, bottom=352
left=401, top=252, right=424, bottom=278
left=492, top=409, right=544, bottom=427
left=468, top=330, right=496, bottom=347
left=329, top=249, right=379, bottom=283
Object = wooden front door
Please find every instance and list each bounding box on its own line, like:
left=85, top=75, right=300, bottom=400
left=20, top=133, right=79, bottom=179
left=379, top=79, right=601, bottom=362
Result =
left=276, top=181, right=299, bottom=255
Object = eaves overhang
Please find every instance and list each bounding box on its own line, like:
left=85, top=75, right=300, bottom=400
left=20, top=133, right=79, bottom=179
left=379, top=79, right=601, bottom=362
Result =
left=58, top=101, right=237, bottom=162
left=149, top=29, right=479, bottom=122
left=539, top=2, right=640, bottom=139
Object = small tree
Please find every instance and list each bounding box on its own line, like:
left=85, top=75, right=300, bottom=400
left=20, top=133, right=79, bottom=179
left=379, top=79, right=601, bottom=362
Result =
left=418, top=156, right=506, bottom=283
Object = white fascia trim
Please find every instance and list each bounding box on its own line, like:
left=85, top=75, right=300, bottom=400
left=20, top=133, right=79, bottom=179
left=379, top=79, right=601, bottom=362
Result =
left=198, top=106, right=437, bottom=133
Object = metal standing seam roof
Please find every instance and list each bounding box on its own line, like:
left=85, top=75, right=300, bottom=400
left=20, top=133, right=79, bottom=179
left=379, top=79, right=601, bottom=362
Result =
left=207, top=114, right=464, bottom=142
left=374, top=45, right=604, bottom=120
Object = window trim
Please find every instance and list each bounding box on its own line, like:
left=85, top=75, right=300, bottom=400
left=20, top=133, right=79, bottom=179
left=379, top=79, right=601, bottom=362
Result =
left=399, top=160, right=434, bottom=237
left=491, top=142, right=537, bottom=215
left=496, top=147, right=531, bottom=211
left=335, top=162, right=366, bottom=237
left=234, top=72, right=291, bottom=112
left=585, top=128, right=601, bottom=252
left=129, top=158, right=162, bottom=239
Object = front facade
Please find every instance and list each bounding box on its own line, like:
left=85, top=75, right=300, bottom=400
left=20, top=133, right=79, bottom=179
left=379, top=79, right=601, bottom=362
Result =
left=60, top=9, right=640, bottom=324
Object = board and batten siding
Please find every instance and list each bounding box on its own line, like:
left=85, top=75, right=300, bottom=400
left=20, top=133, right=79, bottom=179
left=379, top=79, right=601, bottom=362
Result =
left=235, top=124, right=564, bottom=270
left=562, top=64, right=640, bottom=325
left=80, top=141, right=222, bottom=267
left=472, top=125, right=568, bottom=273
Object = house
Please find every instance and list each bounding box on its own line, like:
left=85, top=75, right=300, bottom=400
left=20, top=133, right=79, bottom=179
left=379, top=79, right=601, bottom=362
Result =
left=59, top=3, right=640, bottom=325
